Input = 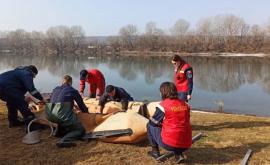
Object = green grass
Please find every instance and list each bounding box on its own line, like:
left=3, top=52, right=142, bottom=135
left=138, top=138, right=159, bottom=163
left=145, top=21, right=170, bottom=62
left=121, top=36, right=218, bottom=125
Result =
left=1, top=101, right=270, bottom=164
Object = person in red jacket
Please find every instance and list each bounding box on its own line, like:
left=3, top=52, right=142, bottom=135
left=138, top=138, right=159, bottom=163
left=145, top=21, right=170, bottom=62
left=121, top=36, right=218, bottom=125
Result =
left=79, top=69, right=105, bottom=98
left=147, top=82, right=192, bottom=161
left=171, top=55, right=193, bottom=102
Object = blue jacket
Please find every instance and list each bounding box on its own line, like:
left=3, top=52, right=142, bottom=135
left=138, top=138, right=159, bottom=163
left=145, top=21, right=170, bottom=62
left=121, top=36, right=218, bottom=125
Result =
left=50, top=84, right=88, bottom=113
left=0, top=66, right=43, bottom=101
left=99, top=86, right=133, bottom=111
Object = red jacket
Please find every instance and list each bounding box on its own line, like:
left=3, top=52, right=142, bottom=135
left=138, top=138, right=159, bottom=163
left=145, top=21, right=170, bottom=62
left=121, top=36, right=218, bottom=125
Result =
left=160, top=98, right=192, bottom=148
left=174, top=63, right=192, bottom=93
left=79, top=69, right=105, bottom=96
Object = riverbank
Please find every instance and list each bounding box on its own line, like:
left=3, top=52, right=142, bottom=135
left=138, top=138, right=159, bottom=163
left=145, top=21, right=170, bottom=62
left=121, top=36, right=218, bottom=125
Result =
left=117, top=50, right=270, bottom=58
left=1, top=101, right=270, bottom=164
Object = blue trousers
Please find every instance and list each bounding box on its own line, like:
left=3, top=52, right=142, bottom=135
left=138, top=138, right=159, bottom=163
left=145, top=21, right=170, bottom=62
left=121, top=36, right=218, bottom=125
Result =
left=178, top=92, right=187, bottom=102
left=147, top=123, right=187, bottom=155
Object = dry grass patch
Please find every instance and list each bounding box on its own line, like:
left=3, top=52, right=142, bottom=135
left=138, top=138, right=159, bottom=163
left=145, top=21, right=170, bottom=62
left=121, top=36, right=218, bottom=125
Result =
left=1, top=101, right=270, bottom=164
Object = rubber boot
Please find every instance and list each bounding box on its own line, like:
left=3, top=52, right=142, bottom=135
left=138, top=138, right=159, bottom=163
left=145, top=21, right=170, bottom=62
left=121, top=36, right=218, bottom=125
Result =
left=147, top=146, right=160, bottom=159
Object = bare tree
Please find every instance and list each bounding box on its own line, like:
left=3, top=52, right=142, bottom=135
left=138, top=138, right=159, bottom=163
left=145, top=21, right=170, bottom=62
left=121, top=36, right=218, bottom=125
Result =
left=46, top=25, right=85, bottom=54
left=170, top=19, right=190, bottom=36
left=6, top=29, right=32, bottom=53
left=119, top=24, right=138, bottom=50
left=248, top=25, right=266, bottom=51
left=142, top=22, right=165, bottom=51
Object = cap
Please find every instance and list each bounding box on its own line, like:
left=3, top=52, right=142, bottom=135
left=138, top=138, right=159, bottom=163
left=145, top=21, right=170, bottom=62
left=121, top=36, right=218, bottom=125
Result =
left=80, top=69, right=88, bottom=80
left=28, top=65, right=38, bottom=75
left=106, top=85, right=115, bottom=93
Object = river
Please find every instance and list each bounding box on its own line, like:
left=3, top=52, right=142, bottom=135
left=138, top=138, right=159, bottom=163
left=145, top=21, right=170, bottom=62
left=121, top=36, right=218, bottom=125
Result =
left=0, top=54, right=270, bottom=116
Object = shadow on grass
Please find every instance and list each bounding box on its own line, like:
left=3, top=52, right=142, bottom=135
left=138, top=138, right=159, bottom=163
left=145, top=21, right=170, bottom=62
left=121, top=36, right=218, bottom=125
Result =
left=192, top=121, right=270, bottom=131
left=186, top=142, right=270, bottom=164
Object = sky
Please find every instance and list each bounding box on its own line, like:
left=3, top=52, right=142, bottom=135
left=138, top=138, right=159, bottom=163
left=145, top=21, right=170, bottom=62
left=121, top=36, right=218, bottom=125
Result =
left=0, top=0, right=270, bottom=36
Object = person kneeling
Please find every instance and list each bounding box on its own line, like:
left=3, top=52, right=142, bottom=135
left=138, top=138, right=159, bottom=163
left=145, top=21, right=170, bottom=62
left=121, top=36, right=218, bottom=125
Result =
left=147, top=82, right=192, bottom=161
left=99, top=85, right=134, bottom=114
left=45, top=75, right=89, bottom=148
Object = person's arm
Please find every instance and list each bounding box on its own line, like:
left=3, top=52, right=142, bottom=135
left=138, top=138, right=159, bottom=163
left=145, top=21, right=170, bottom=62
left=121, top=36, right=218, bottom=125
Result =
left=98, top=93, right=108, bottom=113
left=149, top=105, right=165, bottom=127
left=20, top=71, right=43, bottom=100
left=79, top=79, right=86, bottom=95
left=96, top=77, right=105, bottom=97
left=185, top=68, right=193, bottom=99
left=121, top=99, right=129, bottom=111
left=74, top=90, right=88, bottom=113
left=118, top=88, right=133, bottom=111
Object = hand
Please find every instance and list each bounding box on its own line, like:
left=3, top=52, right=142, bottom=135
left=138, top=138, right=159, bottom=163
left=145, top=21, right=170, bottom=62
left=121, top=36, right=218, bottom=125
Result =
left=187, top=95, right=191, bottom=100
left=42, top=98, right=48, bottom=103
left=79, top=92, right=84, bottom=97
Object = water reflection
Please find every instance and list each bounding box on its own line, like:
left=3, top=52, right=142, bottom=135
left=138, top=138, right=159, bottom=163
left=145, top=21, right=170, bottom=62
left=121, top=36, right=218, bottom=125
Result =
left=1, top=55, right=270, bottom=93
left=1, top=54, right=270, bottom=115
left=187, top=57, right=270, bottom=94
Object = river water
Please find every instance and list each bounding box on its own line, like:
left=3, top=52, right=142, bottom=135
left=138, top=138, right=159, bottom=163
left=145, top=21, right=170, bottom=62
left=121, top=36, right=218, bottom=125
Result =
left=0, top=54, right=270, bottom=116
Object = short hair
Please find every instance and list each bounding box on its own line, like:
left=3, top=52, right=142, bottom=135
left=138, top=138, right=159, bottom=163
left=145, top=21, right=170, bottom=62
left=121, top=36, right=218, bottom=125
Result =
left=80, top=69, right=88, bottom=80
left=106, top=85, right=115, bottom=93
left=62, top=75, right=72, bottom=85
left=28, top=65, right=38, bottom=75
left=159, top=82, right=178, bottom=100
left=171, top=54, right=184, bottom=63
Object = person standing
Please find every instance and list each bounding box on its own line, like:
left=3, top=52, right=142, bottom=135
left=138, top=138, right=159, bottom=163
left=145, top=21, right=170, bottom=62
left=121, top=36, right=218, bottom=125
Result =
left=147, top=82, right=192, bottom=161
left=79, top=69, right=105, bottom=99
left=0, top=65, right=44, bottom=128
left=171, top=55, right=193, bottom=102
left=45, top=75, right=88, bottom=148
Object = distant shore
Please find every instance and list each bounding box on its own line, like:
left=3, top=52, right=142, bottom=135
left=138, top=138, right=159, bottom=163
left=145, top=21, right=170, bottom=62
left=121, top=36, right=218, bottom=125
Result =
left=117, top=51, right=270, bottom=57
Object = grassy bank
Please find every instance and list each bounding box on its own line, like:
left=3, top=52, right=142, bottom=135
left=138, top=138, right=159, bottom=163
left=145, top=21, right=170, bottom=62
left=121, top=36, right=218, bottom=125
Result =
left=1, top=101, right=270, bottom=165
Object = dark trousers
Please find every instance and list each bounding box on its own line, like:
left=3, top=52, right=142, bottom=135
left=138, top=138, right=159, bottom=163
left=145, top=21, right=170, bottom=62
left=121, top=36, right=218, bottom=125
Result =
left=0, top=90, right=35, bottom=125
left=147, top=123, right=187, bottom=155
left=59, top=121, right=85, bottom=143
left=177, top=92, right=187, bottom=102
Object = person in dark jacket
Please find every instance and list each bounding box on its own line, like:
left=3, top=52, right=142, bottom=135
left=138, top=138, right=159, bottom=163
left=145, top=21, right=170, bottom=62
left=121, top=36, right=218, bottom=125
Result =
left=147, top=82, right=192, bottom=162
left=98, top=85, right=134, bottom=114
left=0, top=65, right=44, bottom=128
left=45, top=75, right=88, bottom=148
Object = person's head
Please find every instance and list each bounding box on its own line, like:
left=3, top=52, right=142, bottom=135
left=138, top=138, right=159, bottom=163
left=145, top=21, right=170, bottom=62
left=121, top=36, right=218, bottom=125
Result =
left=106, top=85, right=116, bottom=97
left=28, top=65, right=38, bottom=78
left=80, top=69, right=88, bottom=80
left=62, top=75, right=73, bottom=86
left=159, top=82, right=178, bottom=100
left=171, top=55, right=184, bottom=67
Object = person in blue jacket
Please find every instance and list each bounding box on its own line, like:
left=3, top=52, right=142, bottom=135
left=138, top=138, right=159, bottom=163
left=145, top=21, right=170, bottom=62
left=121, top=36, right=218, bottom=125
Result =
left=45, top=75, right=89, bottom=148
left=0, top=65, right=44, bottom=128
left=98, top=85, right=134, bottom=114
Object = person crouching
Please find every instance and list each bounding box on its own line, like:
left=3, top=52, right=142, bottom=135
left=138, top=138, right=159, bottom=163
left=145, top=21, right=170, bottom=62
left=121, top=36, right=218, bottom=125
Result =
left=147, top=82, right=192, bottom=160
left=45, top=75, right=89, bottom=148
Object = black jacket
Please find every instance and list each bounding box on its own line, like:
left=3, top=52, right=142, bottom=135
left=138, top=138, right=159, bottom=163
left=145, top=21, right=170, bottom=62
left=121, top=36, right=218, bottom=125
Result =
left=99, top=86, right=133, bottom=111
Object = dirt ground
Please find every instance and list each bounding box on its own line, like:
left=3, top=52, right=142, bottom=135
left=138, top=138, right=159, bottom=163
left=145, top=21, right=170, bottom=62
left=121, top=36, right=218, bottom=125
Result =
left=1, top=101, right=270, bottom=165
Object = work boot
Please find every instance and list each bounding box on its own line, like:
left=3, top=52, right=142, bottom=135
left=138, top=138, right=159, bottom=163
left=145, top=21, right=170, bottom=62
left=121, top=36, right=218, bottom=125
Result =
left=53, top=126, right=68, bottom=137
left=56, top=141, right=76, bottom=148
left=147, top=146, right=160, bottom=159
left=175, top=152, right=185, bottom=164
left=9, top=119, right=25, bottom=128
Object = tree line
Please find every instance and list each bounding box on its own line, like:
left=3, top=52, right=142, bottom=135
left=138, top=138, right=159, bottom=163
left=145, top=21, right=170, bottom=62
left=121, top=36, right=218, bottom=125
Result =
left=1, top=14, right=270, bottom=55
